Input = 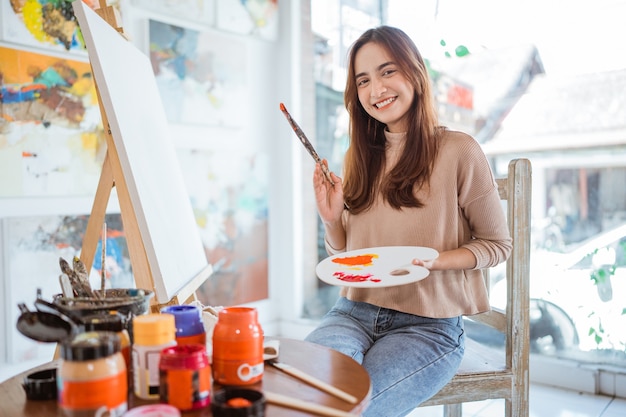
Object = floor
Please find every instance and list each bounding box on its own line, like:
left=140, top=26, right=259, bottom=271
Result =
left=406, top=384, right=626, bottom=417
left=3, top=358, right=626, bottom=417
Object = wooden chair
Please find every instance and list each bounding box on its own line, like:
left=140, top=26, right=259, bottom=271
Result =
left=419, top=158, right=532, bottom=417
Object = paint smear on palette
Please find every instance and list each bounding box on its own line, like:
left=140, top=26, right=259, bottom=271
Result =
left=331, top=253, right=381, bottom=283
left=331, top=253, right=378, bottom=267
left=333, top=271, right=381, bottom=283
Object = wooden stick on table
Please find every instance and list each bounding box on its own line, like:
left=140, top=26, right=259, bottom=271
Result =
left=264, top=391, right=360, bottom=417
left=270, top=361, right=358, bottom=404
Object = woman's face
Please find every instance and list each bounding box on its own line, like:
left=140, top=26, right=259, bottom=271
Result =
left=354, top=41, right=414, bottom=133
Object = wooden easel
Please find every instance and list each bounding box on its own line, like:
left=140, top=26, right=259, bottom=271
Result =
left=78, top=1, right=211, bottom=311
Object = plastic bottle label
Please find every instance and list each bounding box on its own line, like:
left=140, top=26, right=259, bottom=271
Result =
left=133, top=348, right=169, bottom=398
left=159, top=367, right=211, bottom=410
left=213, top=360, right=264, bottom=385
left=58, top=371, right=127, bottom=414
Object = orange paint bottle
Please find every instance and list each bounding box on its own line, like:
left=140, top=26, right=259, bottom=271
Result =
left=57, top=331, right=127, bottom=417
left=212, top=307, right=264, bottom=386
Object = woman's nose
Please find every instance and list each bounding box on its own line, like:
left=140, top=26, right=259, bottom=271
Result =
left=370, top=79, right=386, bottom=98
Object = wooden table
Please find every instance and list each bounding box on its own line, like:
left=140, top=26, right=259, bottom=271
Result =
left=0, top=338, right=370, bottom=417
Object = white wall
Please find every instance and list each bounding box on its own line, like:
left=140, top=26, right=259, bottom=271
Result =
left=0, top=0, right=313, bottom=368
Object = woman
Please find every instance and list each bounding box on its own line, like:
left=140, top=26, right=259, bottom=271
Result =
left=305, top=26, right=512, bottom=416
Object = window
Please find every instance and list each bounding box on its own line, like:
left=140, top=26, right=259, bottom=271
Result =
left=308, top=0, right=626, bottom=393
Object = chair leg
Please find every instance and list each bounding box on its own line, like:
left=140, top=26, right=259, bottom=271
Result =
left=507, top=394, right=529, bottom=417
left=443, top=403, right=462, bottom=417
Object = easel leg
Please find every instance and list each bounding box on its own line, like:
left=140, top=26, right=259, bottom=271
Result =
left=80, top=153, right=113, bottom=272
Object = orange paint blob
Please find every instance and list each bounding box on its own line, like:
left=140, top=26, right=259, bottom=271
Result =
left=227, top=397, right=253, bottom=408
left=332, top=254, right=378, bottom=267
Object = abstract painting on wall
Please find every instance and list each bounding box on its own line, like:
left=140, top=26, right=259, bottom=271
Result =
left=149, top=19, right=248, bottom=128
left=131, top=0, right=215, bottom=25
left=176, top=147, right=269, bottom=306
left=0, top=0, right=97, bottom=53
left=4, top=213, right=131, bottom=363
left=0, top=46, right=105, bottom=197
left=216, top=0, right=279, bottom=41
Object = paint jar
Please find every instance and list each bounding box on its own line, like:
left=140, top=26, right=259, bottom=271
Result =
left=82, top=313, right=131, bottom=371
left=57, top=331, right=127, bottom=417
left=132, top=313, right=177, bottom=400
left=159, top=344, right=211, bottom=411
left=160, top=304, right=206, bottom=347
left=211, top=388, right=266, bottom=417
left=212, top=307, right=264, bottom=386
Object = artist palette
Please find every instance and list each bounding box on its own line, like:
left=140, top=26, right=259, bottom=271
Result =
left=316, top=246, right=439, bottom=288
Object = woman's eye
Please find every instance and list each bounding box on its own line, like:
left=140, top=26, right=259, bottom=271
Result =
left=383, top=69, right=396, bottom=76
left=357, top=79, right=369, bottom=87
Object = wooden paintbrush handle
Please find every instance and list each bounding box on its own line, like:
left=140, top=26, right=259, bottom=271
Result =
left=271, top=362, right=358, bottom=404
left=264, top=391, right=359, bottom=417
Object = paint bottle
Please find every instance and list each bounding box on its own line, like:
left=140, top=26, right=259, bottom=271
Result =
left=160, top=304, right=206, bottom=347
left=132, top=313, right=177, bottom=400
left=159, top=344, right=211, bottom=411
left=212, top=307, right=264, bottom=386
left=57, top=331, right=127, bottom=417
left=82, top=313, right=131, bottom=371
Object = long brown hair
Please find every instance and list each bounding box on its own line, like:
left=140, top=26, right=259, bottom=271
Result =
left=342, top=26, right=442, bottom=213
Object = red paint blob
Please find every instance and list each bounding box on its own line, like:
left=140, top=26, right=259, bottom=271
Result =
left=333, top=271, right=381, bottom=283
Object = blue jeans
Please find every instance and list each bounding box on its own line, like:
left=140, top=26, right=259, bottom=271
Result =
left=305, top=297, right=465, bottom=417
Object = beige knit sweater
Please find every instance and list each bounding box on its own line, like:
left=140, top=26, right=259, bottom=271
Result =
left=327, top=129, right=512, bottom=318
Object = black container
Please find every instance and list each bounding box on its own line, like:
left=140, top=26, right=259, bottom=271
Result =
left=211, top=388, right=266, bottom=417
left=22, top=368, right=58, bottom=401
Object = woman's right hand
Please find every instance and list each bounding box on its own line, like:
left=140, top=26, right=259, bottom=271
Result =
left=313, top=161, right=344, bottom=224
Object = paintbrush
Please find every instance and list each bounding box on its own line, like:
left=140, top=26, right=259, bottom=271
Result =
left=264, top=391, right=359, bottom=417
left=101, top=221, right=106, bottom=298
left=279, top=102, right=335, bottom=186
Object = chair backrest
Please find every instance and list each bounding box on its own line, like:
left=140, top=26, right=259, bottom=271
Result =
left=420, top=158, right=532, bottom=417
left=473, top=158, right=532, bottom=408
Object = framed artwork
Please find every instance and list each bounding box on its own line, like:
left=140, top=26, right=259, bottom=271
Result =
left=3, top=213, right=131, bottom=363
left=149, top=19, right=248, bottom=127
left=0, top=0, right=98, bottom=53
left=216, top=0, right=279, bottom=41
left=131, top=0, right=215, bottom=25
left=0, top=46, right=105, bottom=197
left=176, top=147, right=269, bottom=306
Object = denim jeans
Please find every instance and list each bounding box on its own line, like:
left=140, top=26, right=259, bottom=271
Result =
left=305, top=297, right=465, bottom=417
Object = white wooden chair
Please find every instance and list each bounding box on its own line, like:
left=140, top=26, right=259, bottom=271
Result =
left=419, top=158, right=532, bottom=417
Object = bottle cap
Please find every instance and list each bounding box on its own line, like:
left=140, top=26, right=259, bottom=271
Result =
left=160, top=344, right=209, bottom=370
left=160, top=305, right=205, bottom=337
left=82, top=312, right=124, bottom=332
left=60, top=331, right=121, bottom=361
left=133, top=313, right=176, bottom=345
left=218, top=307, right=259, bottom=324
left=22, top=368, right=57, bottom=401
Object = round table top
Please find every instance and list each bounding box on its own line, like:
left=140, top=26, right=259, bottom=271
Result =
left=0, top=337, right=371, bottom=417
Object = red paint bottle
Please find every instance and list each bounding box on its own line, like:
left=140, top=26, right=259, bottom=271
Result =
left=159, top=344, right=211, bottom=411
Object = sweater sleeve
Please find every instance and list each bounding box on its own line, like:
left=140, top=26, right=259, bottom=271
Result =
left=323, top=209, right=349, bottom=255
left=455, top=133, right=512, bottom=269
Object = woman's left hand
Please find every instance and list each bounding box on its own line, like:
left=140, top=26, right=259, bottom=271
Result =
left=412, top=248, right=477, bottom=271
